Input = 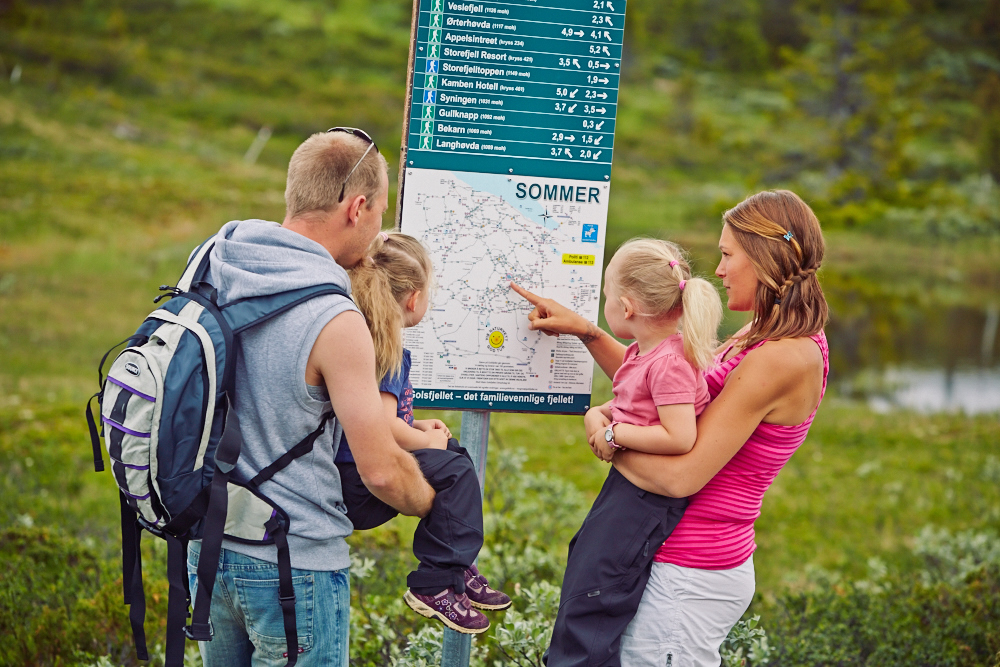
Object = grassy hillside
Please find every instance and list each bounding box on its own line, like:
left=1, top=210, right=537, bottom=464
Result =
left=3, top=0, right=999, bottom=405
left=2, top=1, right=999, bottom=664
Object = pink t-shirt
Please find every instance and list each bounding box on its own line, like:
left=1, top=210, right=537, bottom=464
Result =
left=610, top=333, right=710, bottom=426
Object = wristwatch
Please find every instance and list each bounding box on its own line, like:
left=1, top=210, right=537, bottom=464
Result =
left=605, top=421, right=625, bottom=450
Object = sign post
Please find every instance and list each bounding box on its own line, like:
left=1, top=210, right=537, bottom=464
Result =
left=395, top=1, right=627, bottom=663
left=439, top=411, right=489, bottom=665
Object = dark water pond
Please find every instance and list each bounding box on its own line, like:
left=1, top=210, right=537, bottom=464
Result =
left=825, top=286, right=1000, bottom=415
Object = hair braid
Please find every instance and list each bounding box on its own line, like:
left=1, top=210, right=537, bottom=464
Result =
left=722, top=190, right=828, bottom=348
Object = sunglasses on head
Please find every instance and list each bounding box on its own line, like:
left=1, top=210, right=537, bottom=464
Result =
left=326, top=127, right=379, bottom=203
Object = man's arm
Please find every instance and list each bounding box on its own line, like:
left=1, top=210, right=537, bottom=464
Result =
left=307, top=311, right=435, bottom=517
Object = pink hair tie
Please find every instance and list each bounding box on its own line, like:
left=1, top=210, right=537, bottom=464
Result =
left=669, top=260, right=679, bottom=269
left=678, top=279, right=686, bottom=292
left=379, top=232, right=389, bottom=242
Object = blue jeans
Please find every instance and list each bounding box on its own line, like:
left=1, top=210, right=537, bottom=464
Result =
left=187, top=542, right=350, bottom=667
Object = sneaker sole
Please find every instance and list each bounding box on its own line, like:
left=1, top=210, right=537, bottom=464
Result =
left=468, top=598, right=512, bottom=611
left=403, top=590, right=490, bottom=635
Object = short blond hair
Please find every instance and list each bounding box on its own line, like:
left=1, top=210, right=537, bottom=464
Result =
left=610, top=238, right=723, bottom=370
left=284, top=131, right=388, bottom=217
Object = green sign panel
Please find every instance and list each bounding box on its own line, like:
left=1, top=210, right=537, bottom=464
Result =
left=406, top=0, right=626, bottom=182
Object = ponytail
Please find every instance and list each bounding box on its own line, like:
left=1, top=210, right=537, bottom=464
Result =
left=612, top=238, right=722, bottom=370
left=348, top=232, right=433, bottom=382
left=349, top=259, right=406, bottom=383
left=679, top=277, right=723, bottom=370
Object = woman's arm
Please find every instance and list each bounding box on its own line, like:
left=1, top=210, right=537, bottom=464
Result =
left=611, top=403, right=697, bottom=455
left=612, top=338, right=822, bottom=497
left=509, top=282, right=628, bottom=378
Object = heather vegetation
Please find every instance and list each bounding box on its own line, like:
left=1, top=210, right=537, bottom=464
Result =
left=1, top=0, right=999, bottom=664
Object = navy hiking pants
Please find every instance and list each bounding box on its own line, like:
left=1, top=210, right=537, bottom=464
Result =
left=336, top=438, right=484, bottom=594
left=546, top=466, right=688, bottom=667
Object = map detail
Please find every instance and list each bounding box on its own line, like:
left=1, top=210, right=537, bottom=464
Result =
left=400, top=168, right=608, bottom=413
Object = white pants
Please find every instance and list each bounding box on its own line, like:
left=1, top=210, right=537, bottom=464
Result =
left=619, top=556, right=755, bottom=667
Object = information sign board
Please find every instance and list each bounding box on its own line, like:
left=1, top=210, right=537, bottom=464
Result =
left=398, top=0, right=626, bottom=415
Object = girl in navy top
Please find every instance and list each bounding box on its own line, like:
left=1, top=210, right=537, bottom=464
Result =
left=337, top=232, right=509, bottom=634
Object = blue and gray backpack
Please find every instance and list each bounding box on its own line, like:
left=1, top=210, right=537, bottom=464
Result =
left=85, top=237, right=348, bottom=667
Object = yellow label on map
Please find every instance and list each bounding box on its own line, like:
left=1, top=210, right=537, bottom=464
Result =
left=561, top=254, right=595, bottom=266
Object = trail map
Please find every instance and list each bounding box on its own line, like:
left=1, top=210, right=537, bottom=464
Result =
left=401, top=168, right=607, bottom=413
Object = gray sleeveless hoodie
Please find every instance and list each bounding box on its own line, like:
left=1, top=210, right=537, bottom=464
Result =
left=209, top=219, right=357, bottom=571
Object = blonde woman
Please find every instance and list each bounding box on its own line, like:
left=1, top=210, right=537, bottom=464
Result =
left=512, top=190, right=829, bottom=666
left=336, top=232, right=510, bottom=635
left=541, top=238, right=723, bottom=666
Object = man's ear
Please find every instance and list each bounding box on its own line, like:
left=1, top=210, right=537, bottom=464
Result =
left=345, top=194, right=368, bottom=226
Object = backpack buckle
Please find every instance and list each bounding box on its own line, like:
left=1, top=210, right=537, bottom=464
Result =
left=137, top=516, right=165, bottom=539
left=184, top=622, right=213, bottom=641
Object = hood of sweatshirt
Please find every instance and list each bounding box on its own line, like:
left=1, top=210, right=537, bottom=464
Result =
left=208, top=219, right=352, bottom=304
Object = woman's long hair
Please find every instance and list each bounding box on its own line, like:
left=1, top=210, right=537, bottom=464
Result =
left=611, top=238, right=723, bottom=370
left=723, top=190, right=828, bottom=350
left=348, top=232, right=433, bottom=382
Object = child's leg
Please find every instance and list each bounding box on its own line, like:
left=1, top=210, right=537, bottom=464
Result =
left=545, top=466, right=688, bottom=667
left=335, top=461, right=400, bottom=530
left=402, top=439, right=499, bottom=634
left=407, top=439, right=484, bottom=594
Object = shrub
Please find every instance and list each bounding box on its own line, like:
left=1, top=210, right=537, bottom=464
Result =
left=768, top=567, right=1000, bottom=666
left=0, top=525, right=170, bottom=666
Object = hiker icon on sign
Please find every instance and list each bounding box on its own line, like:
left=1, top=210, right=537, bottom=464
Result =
left=429, top=29, right=440, bottom=43
left=430, top=12, right=442, bottom=27
left=420, top=135, right=432, bottom=150
left=432, top=0, right=442, bottom=10
left=422, top=105, right=435, bottom=118
left=423, top=89, right=436, bottom=104
left=426, top=59, right=438, bottom=74
left=428, top=43, right=440, bottom=59
left=421, top=120, right=433, bottom=135
left=426, top=74, right=438, bottom=89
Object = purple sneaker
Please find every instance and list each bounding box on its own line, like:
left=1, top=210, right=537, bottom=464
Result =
left=464, top=564, right=512, bottom=611
left=403, top=587, right=490, bottom=634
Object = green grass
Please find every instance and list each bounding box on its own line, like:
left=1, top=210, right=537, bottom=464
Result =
left=5, top=395, right=998, bottom=599
left=2, top=2, right=1000, bottom=662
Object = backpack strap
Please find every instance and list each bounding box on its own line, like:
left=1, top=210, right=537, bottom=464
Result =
left=266, top=514, right=300, bottom=666
left=221, top=284, right=352, bottom=334
left=120, top=492, right=149, bottom=661
left=177, top=237, right=215, bottom=292
left=245, top=411, right=336, bottom=490
left=185, top=394, right=243, bottom=643
left=163, top=533, right=191, bottom=667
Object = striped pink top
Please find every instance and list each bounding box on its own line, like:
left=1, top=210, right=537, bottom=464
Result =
left=654, top=331, right=829, bottom=569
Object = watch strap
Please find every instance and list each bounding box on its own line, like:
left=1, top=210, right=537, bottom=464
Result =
left=606, top=421, right=625, bottom=450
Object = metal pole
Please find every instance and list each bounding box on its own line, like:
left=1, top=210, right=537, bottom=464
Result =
left=440, top=410, right=490, bottom=667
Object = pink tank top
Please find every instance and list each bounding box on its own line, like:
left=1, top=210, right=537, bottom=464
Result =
left=654, top=331, right=829, bottom=570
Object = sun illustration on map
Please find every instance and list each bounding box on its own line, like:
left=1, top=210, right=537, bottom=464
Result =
left=487, top=328, right=506, bottom=351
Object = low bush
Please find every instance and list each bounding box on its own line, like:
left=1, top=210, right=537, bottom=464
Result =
left=4, top=444, right=998, bottom=666
left=0, top=526, right=170, bottom=666
left=765, top=527, right=1000, bottom=666
left=767, top=567, right=1000, bottom=666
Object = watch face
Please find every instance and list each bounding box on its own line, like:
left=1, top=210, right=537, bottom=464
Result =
left=605, top=427, right=613, bottom=442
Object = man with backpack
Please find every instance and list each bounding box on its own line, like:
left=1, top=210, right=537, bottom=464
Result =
left=186, top=128, right=436, bottom=665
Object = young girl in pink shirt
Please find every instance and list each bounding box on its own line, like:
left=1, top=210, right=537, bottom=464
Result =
left=545, top=238, right=722, bottom=667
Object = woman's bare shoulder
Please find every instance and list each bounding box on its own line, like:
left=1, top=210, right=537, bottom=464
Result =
left=740, top=336, right=823, bottom=382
